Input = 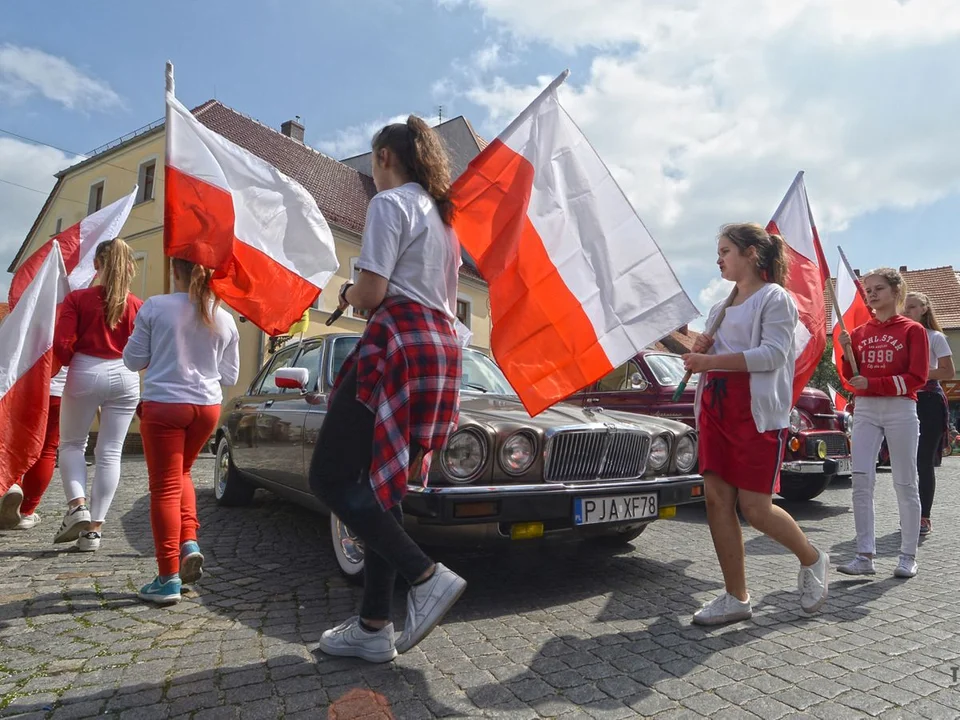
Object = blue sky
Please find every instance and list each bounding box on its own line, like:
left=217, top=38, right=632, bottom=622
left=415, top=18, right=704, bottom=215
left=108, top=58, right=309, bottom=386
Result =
left=2, top=0, right=958, bottom=326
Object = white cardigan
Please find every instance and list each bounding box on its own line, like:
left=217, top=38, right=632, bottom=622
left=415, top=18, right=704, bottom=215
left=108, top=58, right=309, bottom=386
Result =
left=693, top=283, right=798, bottom=433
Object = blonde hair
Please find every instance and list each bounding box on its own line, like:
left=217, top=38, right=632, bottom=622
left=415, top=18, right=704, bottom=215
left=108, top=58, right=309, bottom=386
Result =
left=863, top=267, right=907, bottom=311
left=719, top=223, right=789, bottom=287
left=172, top=258, right=220, bottom=327
left=94, top=238, right=136, bottom=329
left=906, top=291, right=942, bottom=331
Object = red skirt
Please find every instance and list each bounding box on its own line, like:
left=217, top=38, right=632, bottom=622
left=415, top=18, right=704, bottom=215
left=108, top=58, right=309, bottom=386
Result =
left=698, top=372, right=787, bottom=494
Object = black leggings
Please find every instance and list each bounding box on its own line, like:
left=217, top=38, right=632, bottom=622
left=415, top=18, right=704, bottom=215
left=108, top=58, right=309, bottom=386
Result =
left=308, top=365, right=433, bottom=621
left=917, top=391, right=946, bottom=519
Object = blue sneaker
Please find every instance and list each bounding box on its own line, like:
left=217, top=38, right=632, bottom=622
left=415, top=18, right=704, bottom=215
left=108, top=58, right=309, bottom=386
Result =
left=179, top=541, right=204, bottom=585
left=138, top=576, right=182, bottom=605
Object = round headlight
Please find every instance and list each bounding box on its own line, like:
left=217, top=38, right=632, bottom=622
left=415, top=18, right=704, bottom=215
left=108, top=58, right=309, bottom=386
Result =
left=648, top=435, right=670, bottom=472
left=675, top=434, right=697, bottom=473
left=816, top=439, right=828, bottom=460
left=789, top=408, right=802, bottom=434
left=844, top=412, right=853, bottom=434
left=441, top=429, right=486, bottom=483
left=499, top=432, right=536, bottom=475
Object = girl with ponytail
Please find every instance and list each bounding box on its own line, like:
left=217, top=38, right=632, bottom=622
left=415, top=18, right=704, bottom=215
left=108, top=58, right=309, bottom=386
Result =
left=53, top=238, right=143, bottom=552
left=123, top=258, right=239, bottom=605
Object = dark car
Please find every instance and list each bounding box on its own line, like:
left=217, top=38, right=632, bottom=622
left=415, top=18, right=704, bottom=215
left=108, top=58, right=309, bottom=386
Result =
left=211, top=334, right=705, bottom=583
left=575, top=350, right=851, bottom=501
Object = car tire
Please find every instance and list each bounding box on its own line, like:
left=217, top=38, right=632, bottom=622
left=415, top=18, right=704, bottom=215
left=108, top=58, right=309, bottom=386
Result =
left=587, top=524, right=648, bottom=546
left=214, top=437, right=255, bottom=507
left=777, top=473, right=832, bottom=502
left=331, top=513, right=365, bottom=586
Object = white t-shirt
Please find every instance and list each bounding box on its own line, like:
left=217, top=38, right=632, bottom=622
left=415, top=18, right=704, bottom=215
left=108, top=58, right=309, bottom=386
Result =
left=927, top=329, right=952, bottom=369
left=713, top=290, right=765, bottom=357
left=49, top=367, right=68, bottom=398
left=356, top=183, right=461, bottom=319
left=122, top=293, right=240, bottom=405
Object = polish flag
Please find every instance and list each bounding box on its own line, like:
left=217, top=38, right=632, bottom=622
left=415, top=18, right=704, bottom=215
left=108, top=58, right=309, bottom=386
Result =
left=164, top=63, right=338, bottom=336
left=8, top=188, right=137, bottom=310
left=828, top=383, right=847, bottom=412
left=766, top=172, right=830, bottom=405
left=831, top=247, right=872, bottom=388
left=450, top=70, right=698, bottom=416
left=0, top=242, right=70, bottom=495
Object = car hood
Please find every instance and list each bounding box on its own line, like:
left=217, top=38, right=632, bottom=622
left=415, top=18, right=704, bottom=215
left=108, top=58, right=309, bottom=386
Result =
left=458, top=393, right=691, bottom=434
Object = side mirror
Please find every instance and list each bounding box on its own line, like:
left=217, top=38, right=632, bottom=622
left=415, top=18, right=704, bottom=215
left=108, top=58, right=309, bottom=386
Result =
left=275, top=367, right=309, bottom=391
left=629, top=372, right=649, bottom=391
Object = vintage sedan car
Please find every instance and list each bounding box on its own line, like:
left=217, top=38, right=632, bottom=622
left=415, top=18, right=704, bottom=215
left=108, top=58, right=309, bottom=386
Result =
left=212, top=334, right=705, bottom=582
left=574, top=350, right=852, bottom=501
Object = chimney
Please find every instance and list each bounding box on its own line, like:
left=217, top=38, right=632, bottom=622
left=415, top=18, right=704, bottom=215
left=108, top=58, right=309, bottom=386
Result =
left=677, top=324, right=688, bottom=335
left=281, top=117, right=304, bottom=143
left=899, top=265, right=907, bottom=272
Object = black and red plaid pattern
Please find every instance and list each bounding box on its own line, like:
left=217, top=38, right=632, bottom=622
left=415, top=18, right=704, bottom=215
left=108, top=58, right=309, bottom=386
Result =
left=333, top=297, right=462, bottom=510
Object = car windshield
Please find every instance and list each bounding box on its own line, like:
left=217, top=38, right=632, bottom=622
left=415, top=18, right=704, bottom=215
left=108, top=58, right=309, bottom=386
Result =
left=645, top=353, right=697, bottom=386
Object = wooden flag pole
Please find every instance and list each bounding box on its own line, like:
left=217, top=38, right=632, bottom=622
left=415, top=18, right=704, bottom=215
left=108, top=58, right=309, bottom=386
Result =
left=826, top=253, right=860, bottom=376
left=672, top=286, right=738, bottom=402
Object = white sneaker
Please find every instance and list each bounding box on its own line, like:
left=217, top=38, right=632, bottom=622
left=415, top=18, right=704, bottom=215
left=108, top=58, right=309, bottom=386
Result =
left=894, top=554, right=918, bottom=578
left=837, top=555, right=876, bottom=575
left=54, top=505, right=92, bottom=543
left=318, top=617, right=397, bottom=663
left=395, top=563, right=467, bottom=654
left=692, top=592, right=753, bottom=626
left=76, top=531, right=101, bottom=552
left=17, top=513, right=41, bottom=530
left=0, top=485, right=24, bottom=529
left=798, top=547, right=829, bottom=614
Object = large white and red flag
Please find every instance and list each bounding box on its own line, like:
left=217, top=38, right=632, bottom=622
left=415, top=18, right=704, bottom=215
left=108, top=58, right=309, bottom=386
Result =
left=0, top=242, right=70, bottom=495
left=163, top=63, right=338, bottom=336
left=831, top=246, right=872, bottom=388
left=450, top=70, right=698, bottom=416
left=8, top=188, right=137, bottom=310
left=827, top=383, right=847, bottom=412
left=766, top=172, right=830, bottom=405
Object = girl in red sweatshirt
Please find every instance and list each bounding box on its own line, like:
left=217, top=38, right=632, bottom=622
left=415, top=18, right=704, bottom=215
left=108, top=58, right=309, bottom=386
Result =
left=837, top=267, right=928, bottom=579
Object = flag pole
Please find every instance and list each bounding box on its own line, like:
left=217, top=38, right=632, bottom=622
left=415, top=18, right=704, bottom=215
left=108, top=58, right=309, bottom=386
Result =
left=828, top=247, right=860, bottom=376
left=672, top=286, right=738, bottom=402
left=166, top=61, right=175, bottom=96
left=497, top=69, right=570, bottom=141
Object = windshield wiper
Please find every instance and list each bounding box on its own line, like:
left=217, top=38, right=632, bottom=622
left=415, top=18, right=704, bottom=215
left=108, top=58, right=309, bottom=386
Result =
left=463, top=383, right=488, bottom=393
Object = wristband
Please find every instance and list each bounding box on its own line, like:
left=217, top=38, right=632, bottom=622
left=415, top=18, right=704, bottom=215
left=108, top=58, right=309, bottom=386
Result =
left=339, top=282, right=353, bottom=306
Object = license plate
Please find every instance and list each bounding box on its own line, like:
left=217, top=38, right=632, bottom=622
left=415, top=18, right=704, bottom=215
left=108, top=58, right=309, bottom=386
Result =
left=835, top=458, right=852, bottom=475
left=574, top=493, right=658, bottom=526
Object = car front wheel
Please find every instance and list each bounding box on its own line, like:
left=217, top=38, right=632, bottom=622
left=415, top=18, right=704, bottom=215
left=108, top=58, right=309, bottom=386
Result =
left=213, top=437, right=255, bottom=506
left=331, top=514, right=365, bottom=586
left=777, top=473, right=832, bottom=502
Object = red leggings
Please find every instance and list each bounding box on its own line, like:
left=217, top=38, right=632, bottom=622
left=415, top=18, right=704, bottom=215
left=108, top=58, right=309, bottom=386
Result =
left=21, top=396, right=62, bottom=515
left=140, top=402, right=220, bottom=577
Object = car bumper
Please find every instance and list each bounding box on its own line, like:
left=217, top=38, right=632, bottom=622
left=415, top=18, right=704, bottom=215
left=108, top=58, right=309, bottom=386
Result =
left=782, top=457, right=851, bottom=477
left=401, top=474, right=704, bottom=543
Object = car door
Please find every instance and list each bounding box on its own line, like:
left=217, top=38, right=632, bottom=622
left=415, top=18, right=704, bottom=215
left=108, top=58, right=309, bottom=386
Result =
left=276, top=339, right=324, bottom=494
left=248, top=344, right=301, bottom=482
left=581, top=359, right=650, bottom=413
left=225, top=366, right=273, bottom=475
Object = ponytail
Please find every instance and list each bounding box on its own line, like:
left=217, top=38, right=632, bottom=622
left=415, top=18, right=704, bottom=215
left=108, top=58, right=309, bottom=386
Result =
left=95, top=238, right=136, bottom=328
left=764, top=233, right=789, bottom=288
left=172, top=258, right=220, bottom=327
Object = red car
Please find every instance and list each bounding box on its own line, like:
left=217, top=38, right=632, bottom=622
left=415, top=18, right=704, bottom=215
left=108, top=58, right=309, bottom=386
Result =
left=574, top=350, right=851, bottom=501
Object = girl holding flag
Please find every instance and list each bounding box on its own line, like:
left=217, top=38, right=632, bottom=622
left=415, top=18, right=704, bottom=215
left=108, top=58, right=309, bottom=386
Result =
left=837, top=269, right=928, bottom=578
left=683, top=223, right=829, bottom=625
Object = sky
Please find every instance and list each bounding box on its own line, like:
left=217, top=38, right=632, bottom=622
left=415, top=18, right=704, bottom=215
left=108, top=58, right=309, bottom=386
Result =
left=1, top=0, right=959, bottom=328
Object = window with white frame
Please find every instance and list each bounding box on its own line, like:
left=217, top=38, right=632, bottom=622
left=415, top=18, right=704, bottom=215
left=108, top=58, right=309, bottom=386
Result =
left=456, top=295, right=472, bottom=329
left=88, top=181, right=105, bottom=214
left=136, top=159, right=157, bottom=203
left=349, top=257, right=371, bottom=320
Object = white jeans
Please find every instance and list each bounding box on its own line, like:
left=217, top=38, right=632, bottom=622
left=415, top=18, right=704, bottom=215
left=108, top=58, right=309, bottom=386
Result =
left=851, top=396, right=921, bottom=557
left=59, top=354, right=140, bottom=523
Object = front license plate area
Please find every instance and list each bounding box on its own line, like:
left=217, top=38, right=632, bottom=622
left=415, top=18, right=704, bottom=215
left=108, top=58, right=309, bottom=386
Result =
left=574, top=494, right=658, bottom=526
left=835, top=458, right=851, bottom=474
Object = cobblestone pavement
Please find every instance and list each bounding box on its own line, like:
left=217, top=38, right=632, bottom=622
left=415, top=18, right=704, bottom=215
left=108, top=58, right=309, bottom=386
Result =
left=2, top=457, right=960, bottom=719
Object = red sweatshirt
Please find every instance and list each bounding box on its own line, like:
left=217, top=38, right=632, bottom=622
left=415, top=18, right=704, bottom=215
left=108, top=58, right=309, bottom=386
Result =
left=840, top=315, right=929, bottom=401
left=54, top=287, right=143, bottom=366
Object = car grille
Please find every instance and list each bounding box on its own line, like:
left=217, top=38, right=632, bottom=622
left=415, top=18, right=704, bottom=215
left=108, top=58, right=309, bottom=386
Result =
left=544, top=430, right=649, bottom=482
left=806, top=433, right=849, bottom=458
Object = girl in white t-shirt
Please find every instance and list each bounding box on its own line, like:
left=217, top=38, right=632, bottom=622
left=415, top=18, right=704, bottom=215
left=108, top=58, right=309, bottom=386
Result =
left=903, top=292, right=955, bottom=535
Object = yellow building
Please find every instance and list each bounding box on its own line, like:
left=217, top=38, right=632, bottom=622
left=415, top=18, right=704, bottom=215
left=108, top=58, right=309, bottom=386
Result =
left=7, top=101, right=491, bottom=443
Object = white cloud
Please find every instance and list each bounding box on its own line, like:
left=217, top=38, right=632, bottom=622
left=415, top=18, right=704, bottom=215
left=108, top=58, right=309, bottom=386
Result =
left=698, top=277, right=735, bottom=312
left=314, top=113, right=411, bottom=159
left=0, top=44, right=122, bottom=111
left=0, top=138, right=82, bottom=298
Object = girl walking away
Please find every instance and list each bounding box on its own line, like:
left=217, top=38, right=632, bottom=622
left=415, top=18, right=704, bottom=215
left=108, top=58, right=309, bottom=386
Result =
left=837, top=269, right=928, bottom=578
left=53, top=239, right=142, bottom=552
left=312, top=116, right=466, bottom=663
left=123, top=259, right=239, bottom=605
left=0, top=369, right=68, bottom=530
left=903, top=292, right=954, bottom=535
left=683, top=223, right=829, bottom=626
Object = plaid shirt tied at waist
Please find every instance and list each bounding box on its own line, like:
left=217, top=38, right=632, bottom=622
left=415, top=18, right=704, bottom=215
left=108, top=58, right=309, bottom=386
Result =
left=332, top=296, right=463, bottom=511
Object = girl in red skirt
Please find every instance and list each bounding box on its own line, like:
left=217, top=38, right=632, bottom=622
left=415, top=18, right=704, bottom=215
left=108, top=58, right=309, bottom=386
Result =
left=683, top=223, right=828, bottom=625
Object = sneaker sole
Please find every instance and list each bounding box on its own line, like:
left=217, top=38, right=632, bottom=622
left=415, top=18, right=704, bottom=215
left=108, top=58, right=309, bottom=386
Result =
left=54, top=519, right=91, bottom=544
left=893, top=568, right=918, bottom=579
left=316, top=638, right=397, bottom=664
left=836, top=567, right=875, bottom=576
left=396, top=576, right=467, bottom=654
left=0, top=489, right=24, bottom=530
left=692, top=609, right=753, bottom=626
left=75, top=542, right=99, bottom=553
left=137, top=591, right=182, bottom=605
left=180, top=552, right=204, bottom=585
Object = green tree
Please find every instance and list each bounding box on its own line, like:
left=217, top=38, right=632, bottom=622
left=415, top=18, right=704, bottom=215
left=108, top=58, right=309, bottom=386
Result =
left=809, top=339, right=852, bottom=405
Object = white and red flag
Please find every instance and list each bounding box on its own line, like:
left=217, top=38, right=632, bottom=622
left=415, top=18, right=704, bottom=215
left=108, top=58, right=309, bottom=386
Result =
left=831, top=246, right=872, bottom=388
left=8, top=188, right=137, bottom=310
left=766, top=172, right=830, bottom=405
left=828, top=383, right=848, bottom=412
left=450, top=70, right=698, bottom=416
left=163, top=63, right=338, bottom=336
left=0, top=242, right=70, bottom=495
